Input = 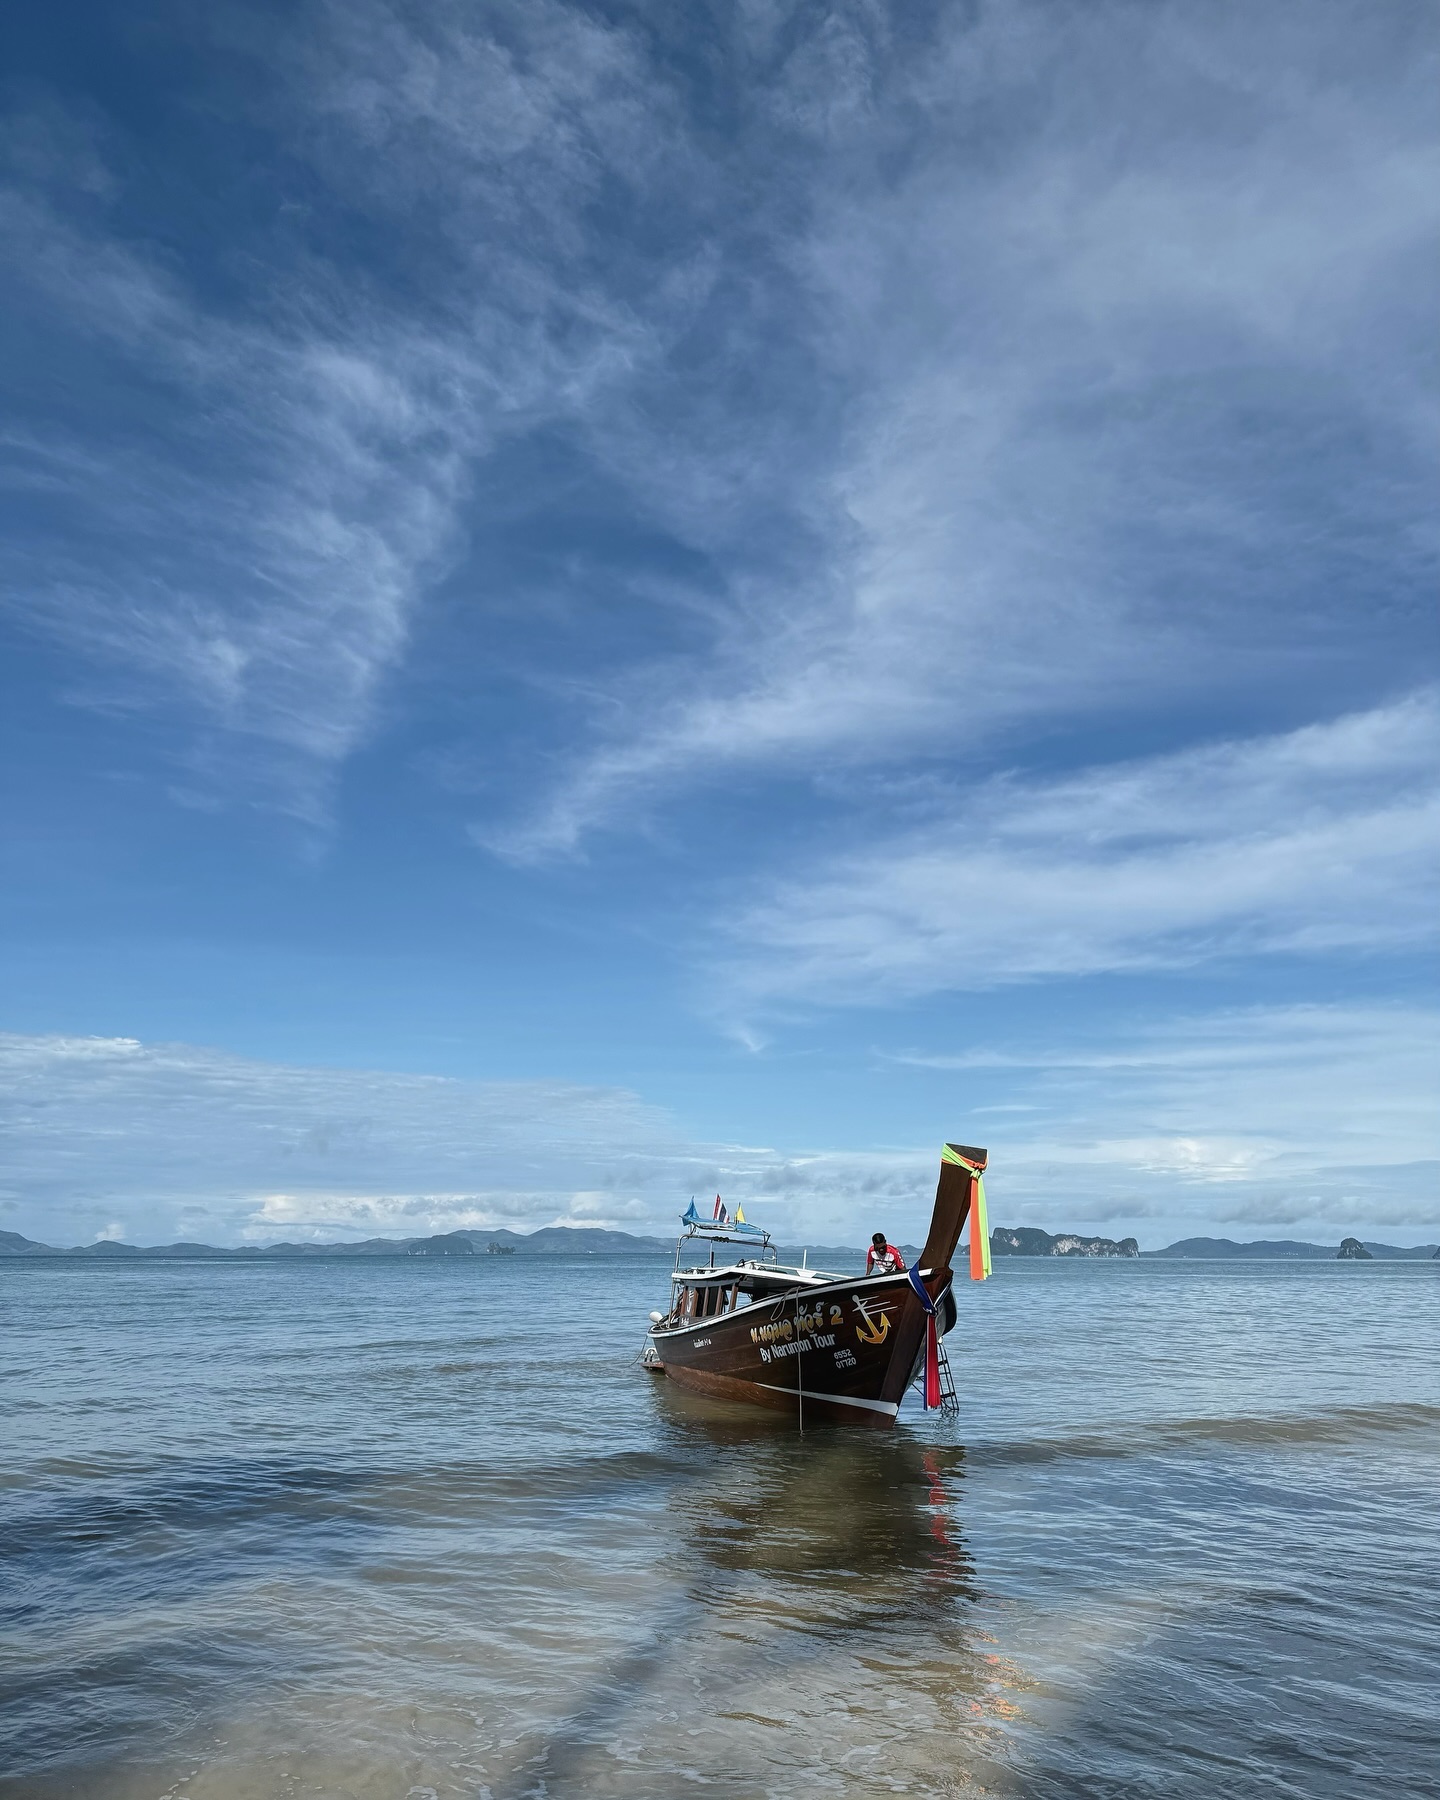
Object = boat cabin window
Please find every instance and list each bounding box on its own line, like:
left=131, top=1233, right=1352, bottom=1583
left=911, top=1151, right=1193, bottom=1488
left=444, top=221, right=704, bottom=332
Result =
left=676, top=1282, right=742, bottom=1321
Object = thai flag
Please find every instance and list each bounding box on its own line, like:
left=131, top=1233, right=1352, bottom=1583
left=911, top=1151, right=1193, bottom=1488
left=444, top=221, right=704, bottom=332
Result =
left=712, top=1195, right=728, bottom=1224
left=908, top=1261, right=942, bottom=1410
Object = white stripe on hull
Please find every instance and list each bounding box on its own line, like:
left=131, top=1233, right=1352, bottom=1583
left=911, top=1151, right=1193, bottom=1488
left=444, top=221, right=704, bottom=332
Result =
left=753, top=1383, right=899, bottom=1417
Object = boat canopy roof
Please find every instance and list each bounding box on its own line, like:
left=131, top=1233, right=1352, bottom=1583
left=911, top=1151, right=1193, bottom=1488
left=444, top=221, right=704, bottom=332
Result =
left=672, top=1259, right=844, bottom=1294
left=679, top=1201, right=770, bottom=1242
left=674, top=1205, right=774, bottom=1273
left=679, top=1220, right=770, bottom=1246
left=672, top=1199, right=865, bottom=1293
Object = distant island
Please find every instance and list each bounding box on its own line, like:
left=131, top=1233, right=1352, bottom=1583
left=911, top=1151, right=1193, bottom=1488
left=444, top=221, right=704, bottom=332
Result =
left=992, top=1226, right=1140, bottom=1257
left=1144, top=1236, right=1436, bottom=1260
left=3, top=1225, right=1436, bottom=1260
left=0, top=1225, right=678, bottom=1259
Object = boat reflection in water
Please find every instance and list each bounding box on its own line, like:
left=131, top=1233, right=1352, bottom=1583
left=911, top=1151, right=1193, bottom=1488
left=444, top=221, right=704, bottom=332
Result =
left=643, top=1144, right=992, bottom=1428
left=585, top=1389, right=1022, bottom=1795
left=654, top=1379, right=979, bottom=1607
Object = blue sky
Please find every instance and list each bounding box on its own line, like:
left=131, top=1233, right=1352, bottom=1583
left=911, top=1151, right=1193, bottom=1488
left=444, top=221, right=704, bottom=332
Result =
left=2, top=0, right=1436, bottom=1250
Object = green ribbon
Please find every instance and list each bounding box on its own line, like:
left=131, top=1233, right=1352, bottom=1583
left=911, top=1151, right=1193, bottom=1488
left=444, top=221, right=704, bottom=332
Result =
left=941, top=1144, right=984, bottom=1173
left=974, top=1174, right=992, bottom=1278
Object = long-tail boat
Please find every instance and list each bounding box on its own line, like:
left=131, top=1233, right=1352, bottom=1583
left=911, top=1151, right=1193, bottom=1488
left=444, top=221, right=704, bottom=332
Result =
left=642, top=1145, right=991, bottom=1429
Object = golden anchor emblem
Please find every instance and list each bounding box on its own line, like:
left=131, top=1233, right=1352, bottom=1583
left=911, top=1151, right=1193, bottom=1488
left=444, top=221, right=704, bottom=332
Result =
left=851, top=1295, right=891, bottom=1345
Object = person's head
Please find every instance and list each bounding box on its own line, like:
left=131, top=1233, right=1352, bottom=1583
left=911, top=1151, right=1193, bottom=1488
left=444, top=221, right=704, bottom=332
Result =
left=871, top=1232, right=887, bottom=1250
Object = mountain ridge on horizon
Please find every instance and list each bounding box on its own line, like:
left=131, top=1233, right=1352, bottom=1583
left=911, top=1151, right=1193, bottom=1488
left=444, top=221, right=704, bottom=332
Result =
left=3, top=1225, right=1436, bottom=1260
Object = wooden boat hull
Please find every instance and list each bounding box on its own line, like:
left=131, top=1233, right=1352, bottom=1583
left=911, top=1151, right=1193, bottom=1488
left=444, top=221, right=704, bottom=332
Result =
left=650, top=1271, right=943, bottom=1430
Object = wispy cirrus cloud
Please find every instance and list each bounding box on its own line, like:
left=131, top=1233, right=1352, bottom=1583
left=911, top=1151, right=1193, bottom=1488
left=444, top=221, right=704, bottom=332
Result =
left=1, top=186, right=474, bottom=813
left=481, top=0, right=1440, bottom=859
left=718, top=692, right=1440, bottom=1012
left=3, top=2, right=1434, bottom=843
left=0, top=0, right=691, bottom=816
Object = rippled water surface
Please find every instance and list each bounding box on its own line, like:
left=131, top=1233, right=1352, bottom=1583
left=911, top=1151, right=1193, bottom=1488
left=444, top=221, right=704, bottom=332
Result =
left=2, top=1256, right=1437, bottom=1798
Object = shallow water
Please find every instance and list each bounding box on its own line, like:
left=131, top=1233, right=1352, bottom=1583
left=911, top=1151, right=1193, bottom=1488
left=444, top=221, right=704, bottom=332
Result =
left=2, top=1256, right=1437, bottom=1798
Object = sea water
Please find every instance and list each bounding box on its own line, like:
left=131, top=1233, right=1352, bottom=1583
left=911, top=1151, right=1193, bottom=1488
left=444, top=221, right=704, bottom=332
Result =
left=1, top=1255, right=1436, bottom=1798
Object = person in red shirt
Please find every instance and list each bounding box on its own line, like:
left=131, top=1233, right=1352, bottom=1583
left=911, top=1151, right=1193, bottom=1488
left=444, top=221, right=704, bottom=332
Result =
left=866, top=1231, right=906, bottom=1274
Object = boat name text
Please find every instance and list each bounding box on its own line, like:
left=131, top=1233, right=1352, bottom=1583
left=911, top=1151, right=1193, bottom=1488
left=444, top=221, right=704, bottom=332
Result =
left=758, top=1332, right=836, bottom=1363
left=751, top=1305, right=841, bottom=1346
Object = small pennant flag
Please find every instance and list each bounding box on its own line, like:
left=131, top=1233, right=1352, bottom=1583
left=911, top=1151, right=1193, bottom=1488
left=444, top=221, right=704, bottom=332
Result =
left=712, top=1194, right=728, bottom=1223
left=734, top=1204, right=747, bottom=1225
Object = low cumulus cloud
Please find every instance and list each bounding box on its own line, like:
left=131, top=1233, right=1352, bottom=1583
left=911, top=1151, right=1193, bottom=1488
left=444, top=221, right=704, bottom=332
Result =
left=0, top=1031, right=679, bottom=1241
left=1, top=1014, right=1434, bottom=1249
left=0, top=1032, right=935, bottom=1246
left=885, top=1002, right=1440, bottom=1234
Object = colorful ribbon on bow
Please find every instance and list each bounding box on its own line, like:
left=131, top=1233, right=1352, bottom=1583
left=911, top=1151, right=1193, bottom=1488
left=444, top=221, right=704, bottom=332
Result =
left=905, top=1261, right=943, bottom=1408
left=941, top=1146, right=992, bottom=1280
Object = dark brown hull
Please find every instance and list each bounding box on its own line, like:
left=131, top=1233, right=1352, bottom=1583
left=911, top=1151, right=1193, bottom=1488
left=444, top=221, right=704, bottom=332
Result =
left=650, top=1271, right=944, bottom=1430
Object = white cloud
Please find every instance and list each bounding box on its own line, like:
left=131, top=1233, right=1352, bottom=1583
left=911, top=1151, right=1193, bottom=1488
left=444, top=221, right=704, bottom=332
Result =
left=0, top=1, right=681, bottom=816
left=719, top=692, right=1440, bottom=1009
left=1, top=1012, right=1434, bottom=1250
left=4, top=3, right=1434, bottom=839
left=884, top=1001, right=1440, bottom=1233
left=0, top=1031, right=687, bottom=1243
left=0, top=1032, right=936, bottom=1246
left=483, top=0, right=1440, bottom=857
left=0, top=194, right=469, bottom=813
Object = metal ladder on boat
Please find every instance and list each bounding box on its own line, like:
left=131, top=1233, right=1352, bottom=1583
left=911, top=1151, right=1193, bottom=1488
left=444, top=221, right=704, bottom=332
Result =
left=912, top=1333, right=960, bottom=1419
left=935, top=1336, right=960, bottom=1419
